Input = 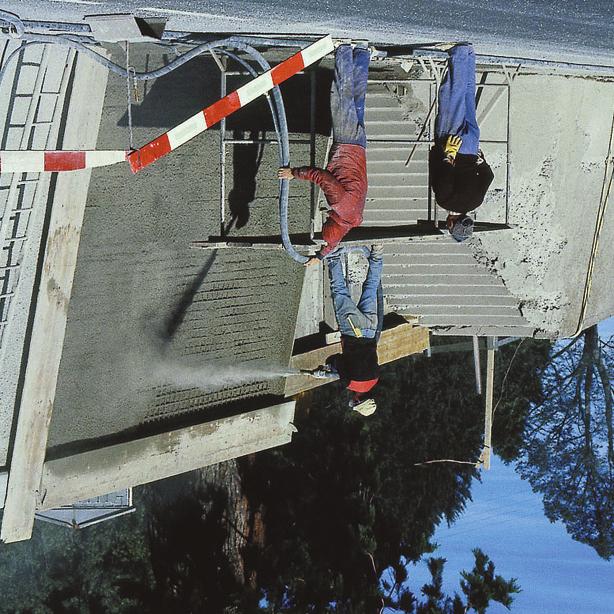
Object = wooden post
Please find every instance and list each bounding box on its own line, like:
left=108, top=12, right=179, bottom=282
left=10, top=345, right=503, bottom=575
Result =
left=481, top=336, right=496, bottom=470
left=473, top=335, right=482, bottom=395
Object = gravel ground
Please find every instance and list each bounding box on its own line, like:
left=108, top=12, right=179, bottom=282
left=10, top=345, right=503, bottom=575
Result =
left=5, top=0, right=614, bottom=66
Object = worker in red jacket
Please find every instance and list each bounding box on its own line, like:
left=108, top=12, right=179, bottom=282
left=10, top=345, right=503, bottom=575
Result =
left=278, top=43, right=370, bottom=265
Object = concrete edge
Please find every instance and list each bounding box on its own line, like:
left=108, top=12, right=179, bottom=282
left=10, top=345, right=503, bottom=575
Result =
left=38, top=401, right=296, bottom=512
left=0, top=49, right=110, bottom=544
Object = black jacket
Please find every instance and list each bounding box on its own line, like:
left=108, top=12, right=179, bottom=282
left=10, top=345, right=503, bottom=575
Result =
left=429, top=148, right=494, bottom=214
left=329, top=336, right=380, bottom=392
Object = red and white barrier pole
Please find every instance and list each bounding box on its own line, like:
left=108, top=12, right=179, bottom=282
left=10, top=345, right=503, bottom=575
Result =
left=127, top=35, right=334, bottom=173
left=0, top=150, right=127, bottom=173
left=0, top=36, right=334, bottom=176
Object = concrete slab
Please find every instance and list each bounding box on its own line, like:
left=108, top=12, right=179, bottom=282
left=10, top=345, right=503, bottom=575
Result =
left=47, top=46, right=307, bottom=451
left=40, top=402, right=295, bottom=511
left=294, top=260, right=324, bottom=339
left=1, top=49, right=109, bottom=544
left=0, top=44, right=80, bottom=466
left=473, top=70, right=614, bottom=336
left=584, top=157, right=614, bottom=329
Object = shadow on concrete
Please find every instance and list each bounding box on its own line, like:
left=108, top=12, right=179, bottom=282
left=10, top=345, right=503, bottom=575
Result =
left=118, top=56, right=220, bottom=128
left=159, top=250, right=218, bottom=342
left=226, top=67, right=333, bottom=136
left=118, top=57, right=333, bottom=137
left=224, top=129, right=265, bottom=233
left=219, top=67, right=333, bottom=236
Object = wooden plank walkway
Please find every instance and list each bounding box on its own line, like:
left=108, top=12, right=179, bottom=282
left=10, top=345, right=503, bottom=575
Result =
left=38, top=403, right=296, bottom=511
left=284, top=317, right=429, bottom=397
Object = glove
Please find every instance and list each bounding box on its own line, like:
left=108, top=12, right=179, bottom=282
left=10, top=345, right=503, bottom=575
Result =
left=444, top=135, right=462, bottom=159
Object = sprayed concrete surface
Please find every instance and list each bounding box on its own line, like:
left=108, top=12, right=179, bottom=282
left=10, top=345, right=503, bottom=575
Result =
left=10, top=41, right=613, bottom=456
left=47, top=46, right=316, bottom=451
left=471, top=71, right=614, bottom=336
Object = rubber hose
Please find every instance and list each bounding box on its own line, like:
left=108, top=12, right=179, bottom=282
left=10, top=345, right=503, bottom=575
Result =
left=0, top=8, right=308, bottom=263
left=218, top=50, right=283, bottom=148
left=0, top=10, right=25, bottom=38
left=218, top=49, right=307, bottom=263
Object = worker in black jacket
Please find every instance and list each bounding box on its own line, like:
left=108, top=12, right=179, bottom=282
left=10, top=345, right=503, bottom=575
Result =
left=430, top=43, right=494, bottom=242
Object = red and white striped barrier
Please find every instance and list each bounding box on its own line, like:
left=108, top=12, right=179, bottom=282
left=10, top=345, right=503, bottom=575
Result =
left=0, top=36, right=334, bottom=176
left=127, top=34, right=334, bottom=173
left=0, top=150, right=127, bottom=173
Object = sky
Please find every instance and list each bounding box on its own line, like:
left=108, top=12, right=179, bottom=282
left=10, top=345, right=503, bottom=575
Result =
left=404, top=317, right=614, bottom=613
left=599, top=316, right=614, bottom=339
left=406, top=454, right=614, bottom=613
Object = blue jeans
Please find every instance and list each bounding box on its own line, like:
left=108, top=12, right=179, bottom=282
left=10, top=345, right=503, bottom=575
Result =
left=434, top=44, right=479, bottom=155
left=327, top=247, right=383, bottom=338
left=330, top=44, right=370, bottom=148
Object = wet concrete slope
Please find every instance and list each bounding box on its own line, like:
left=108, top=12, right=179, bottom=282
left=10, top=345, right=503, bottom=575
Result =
left=48, top=46, right=307, bottom=450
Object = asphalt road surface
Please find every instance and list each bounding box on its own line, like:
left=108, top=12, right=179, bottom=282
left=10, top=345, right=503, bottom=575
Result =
left=5, top=0, right=614, bottom=65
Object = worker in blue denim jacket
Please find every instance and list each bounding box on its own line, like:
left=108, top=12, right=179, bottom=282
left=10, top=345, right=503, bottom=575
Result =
left=309, top=244, right=384, bottom=416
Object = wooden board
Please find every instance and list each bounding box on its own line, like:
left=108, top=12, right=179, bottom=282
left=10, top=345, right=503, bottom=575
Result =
left=38, top=403, right=296, bottom=511
left=285, top=320, right=429, bottom=397
left=1, top=53, right=109, bottom=544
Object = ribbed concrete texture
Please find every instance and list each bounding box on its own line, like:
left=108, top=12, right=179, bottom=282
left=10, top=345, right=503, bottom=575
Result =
left=48, top=45, right=306, bottom=451
left=363, top=80, right=431, bottom=226
left=382, top=238, right=536, bottom=337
